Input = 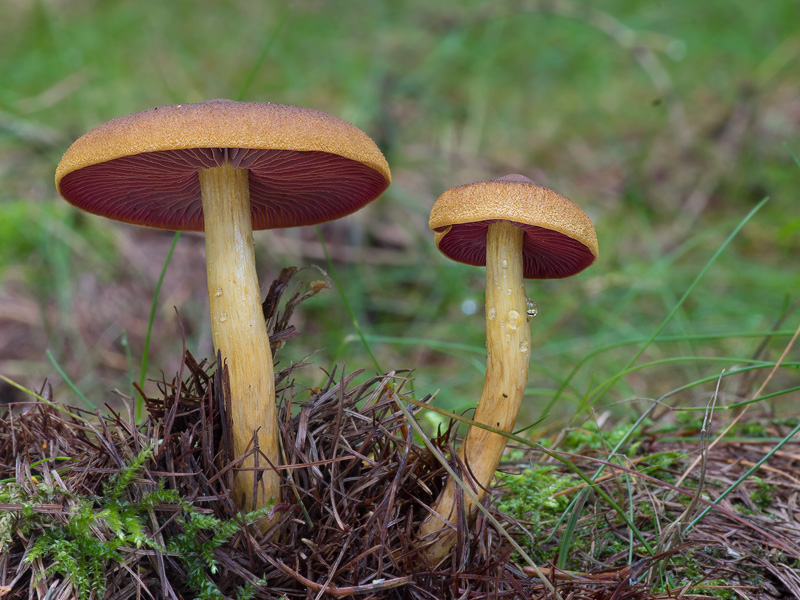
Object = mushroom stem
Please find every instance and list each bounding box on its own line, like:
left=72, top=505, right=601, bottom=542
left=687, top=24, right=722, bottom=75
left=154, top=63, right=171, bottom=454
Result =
left=199, top=164, right=280, bottom=517
left=419, top=220, right=531, bottom=564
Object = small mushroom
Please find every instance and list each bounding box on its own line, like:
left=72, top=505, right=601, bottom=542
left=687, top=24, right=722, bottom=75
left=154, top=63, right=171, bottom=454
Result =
left=55, top=99, right=391, bottom=519
left=419, top=174, right=597, bottom=563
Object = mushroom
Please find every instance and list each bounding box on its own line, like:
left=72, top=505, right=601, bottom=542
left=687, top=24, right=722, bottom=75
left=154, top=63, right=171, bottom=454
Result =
left=418, top=174, right=597, bottom=563
left=55, top=99, right=391, bottom=519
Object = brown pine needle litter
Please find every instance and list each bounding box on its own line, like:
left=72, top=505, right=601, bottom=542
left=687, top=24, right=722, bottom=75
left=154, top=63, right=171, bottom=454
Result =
left=1, top=268, right=798, bottom=599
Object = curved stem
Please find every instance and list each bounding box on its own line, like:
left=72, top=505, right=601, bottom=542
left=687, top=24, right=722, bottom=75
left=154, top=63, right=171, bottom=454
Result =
left=200, top=165, right=280, bottom=518
left=419, top=220, right=531, bottom=564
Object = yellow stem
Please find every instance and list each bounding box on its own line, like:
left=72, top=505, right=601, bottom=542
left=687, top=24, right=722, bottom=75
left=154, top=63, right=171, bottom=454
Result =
left=419, top=220, right=531, bottom=564
left=199, top=165, right=280, bottom=519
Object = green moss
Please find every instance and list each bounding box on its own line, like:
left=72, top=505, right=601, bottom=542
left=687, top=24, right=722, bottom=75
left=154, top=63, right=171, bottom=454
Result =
left=3, top=445, right=270, bottom=600
left=497, top=466, right=577, bottom=556
left=557, top=419, right=646, bottom=455
left=0, top=481, right=67, bottom=548
left=666, top=545, right=789, bottom=599
left=749, top=476, right=777, bottom=511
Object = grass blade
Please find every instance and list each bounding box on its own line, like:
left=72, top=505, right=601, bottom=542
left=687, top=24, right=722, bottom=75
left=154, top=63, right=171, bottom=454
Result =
left=0, top=374, right=92, bottom=424
left=579, top=197, right=770, bottom=412
left=236, top=9, right=290, bottom=101
left=45, top=350, right=96, bottom=410
left=137, top=230, right=180, bottom=419
left=685, top=418, right=800, bottom=532
left=315, top=226, right=382, bottom=373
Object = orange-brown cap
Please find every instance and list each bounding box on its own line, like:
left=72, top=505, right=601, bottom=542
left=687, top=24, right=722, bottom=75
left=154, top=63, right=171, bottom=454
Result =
left=429, top=175, right=598, bottom=279
left=55, top=99, right=391, bottom=231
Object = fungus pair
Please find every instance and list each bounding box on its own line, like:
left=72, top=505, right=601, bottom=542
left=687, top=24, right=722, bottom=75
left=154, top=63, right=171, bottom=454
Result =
left=55, top=100, right=391, bottom=518
left=55, top=100, right=598, bottom=565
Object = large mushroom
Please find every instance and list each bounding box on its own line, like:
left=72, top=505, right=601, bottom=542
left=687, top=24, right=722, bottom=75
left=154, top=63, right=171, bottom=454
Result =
left=419, top=174, right=597, bottom=563
left=55, top=99, right=391, bottom=518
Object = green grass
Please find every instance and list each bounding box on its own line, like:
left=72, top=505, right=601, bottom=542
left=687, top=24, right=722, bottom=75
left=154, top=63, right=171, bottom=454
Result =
left=0, top=0, right=798, bottom=434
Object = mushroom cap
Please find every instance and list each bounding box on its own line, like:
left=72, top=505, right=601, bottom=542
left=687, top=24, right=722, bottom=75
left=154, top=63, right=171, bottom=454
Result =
left=55, top=99, right=391, bottom=231
left=429, top=175, right=598, bottom=279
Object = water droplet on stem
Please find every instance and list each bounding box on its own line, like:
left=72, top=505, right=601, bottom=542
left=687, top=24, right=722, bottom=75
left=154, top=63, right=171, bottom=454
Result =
left=526, top=298, right=538, bottom=317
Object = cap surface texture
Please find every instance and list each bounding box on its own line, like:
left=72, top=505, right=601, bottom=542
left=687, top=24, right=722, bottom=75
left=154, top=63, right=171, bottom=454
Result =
left=429, top=176, right=598, bottom=279
left=56, top=99, right=391, bottom=231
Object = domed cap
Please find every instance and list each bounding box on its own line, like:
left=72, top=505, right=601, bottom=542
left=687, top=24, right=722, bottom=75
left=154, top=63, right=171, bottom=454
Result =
left=55, top=99, right=391, bottom=231
left=429, top=175, right=598, bottom=279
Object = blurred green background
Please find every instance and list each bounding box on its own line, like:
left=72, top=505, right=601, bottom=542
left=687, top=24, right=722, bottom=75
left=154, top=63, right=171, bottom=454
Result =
left=1, top=0, right=798, bottom=432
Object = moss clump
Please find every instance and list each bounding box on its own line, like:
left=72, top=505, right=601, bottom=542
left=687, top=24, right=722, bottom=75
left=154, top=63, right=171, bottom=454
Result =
left=749, top=476, right=777, bottom=511
left=496, top=466, right=576, bottom=555
left=2, top=445, right=267, bottom=600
